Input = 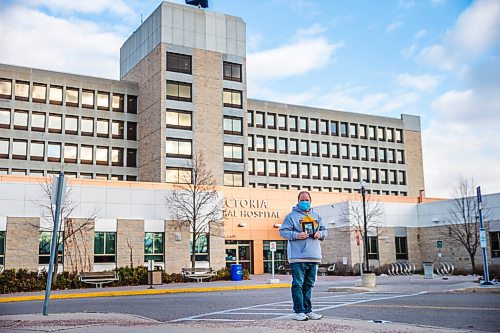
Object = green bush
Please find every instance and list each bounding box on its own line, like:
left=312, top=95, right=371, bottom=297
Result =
left=112, top=266, right=148, bottom=286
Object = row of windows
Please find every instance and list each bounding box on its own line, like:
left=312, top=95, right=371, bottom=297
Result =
left=166, top=81, right=243, bottom=108
left=0, top=169, right=136, bottom=181
left=0, top=78, right=137, bottom=113
left=248, top=135, right=405, bottom=164
left=248, top=159, right=407, bottom=185
left=0, top=109, right=137, bottom=140
left=37, top=231, right=163, bottom=264
left=165, top=167, right=244, bottom=187
left=166, top=109, right=243, bottom=137
left=167, top=52, right=242, bottom=82
left=248, top=110, right=404, bottom=143
left=247, top=183, right=408, bottom=196
left=0, top=138, right=136, bottom=167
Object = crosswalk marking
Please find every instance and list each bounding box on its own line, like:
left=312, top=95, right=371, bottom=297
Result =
left=171, top=291, right=426, bottom=323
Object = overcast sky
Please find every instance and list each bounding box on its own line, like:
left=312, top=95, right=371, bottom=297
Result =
left=0, top=0, right=498, bottom=198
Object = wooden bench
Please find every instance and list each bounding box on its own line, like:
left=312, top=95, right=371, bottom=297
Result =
left=181, top=267, right=216, bottom=282
left=79, top=271, right=119, bottom=288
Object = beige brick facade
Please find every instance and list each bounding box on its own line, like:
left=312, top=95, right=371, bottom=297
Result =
left=117, top=219, right=144, bottom=268
left=164, top=219, right=190, bottom=273
left=322, top=226, right=354, bottom=265
left=63, top=218, right=94, bottom=273
left=407, top=227, right=422, bottom=265
left=5, top=217, right=39, bottom=271
left=405, top=130, right=425, bottom=197
left=123, top=43, right=164, bottom=183
left=193, top=49, right=224, bottom=185
left=209, top=220, right=226, bottom=270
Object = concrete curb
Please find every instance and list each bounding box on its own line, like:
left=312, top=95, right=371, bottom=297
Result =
left=0, top=283, right=291, bottom=303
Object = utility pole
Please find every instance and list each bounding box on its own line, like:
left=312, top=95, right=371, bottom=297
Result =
left=360, top=181, right=370, bottom=273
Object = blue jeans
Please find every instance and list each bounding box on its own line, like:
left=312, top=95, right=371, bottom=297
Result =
left=290, top=262, right=317, bottom=313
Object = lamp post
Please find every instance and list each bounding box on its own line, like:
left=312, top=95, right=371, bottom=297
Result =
left=360, top=181, right=370, bottom=273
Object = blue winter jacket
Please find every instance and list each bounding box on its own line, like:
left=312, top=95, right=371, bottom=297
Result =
left=279, top=205, right=327, bottom=262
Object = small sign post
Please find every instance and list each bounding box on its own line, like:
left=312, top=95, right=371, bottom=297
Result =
left=268, top=241, right=279, bottom=284
left=476, top=186, right=492, bottom=285
left=437, top=240, right=443, bottom=267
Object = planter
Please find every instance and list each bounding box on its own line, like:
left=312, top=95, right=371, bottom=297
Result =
left=361, top=272, right=376, bottom=287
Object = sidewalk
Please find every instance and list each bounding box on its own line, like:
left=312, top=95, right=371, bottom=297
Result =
left=0, top=274, right=496, bottom=333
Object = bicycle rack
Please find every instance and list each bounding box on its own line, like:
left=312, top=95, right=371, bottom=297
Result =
left=436, top=262, right=454, bottom=275
left=387, top=262, right=415, bottom=276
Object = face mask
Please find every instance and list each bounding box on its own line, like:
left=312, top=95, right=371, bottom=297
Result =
left=298, top=200, right=310, bottom=211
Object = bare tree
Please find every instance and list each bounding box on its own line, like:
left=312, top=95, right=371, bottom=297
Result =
left=30, top=177, right=98, bottom=286
left=166, top=152, right=223, bottom=268
left=445, top=177, right=487, bottom=271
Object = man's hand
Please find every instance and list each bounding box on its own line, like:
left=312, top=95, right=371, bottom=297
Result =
left=313, top=231, right=321, bottom=239
left=298, top=232, right=309, bottom=239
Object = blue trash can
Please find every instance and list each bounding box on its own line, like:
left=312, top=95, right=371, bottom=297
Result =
left=230, top=264, right=242, bottom=281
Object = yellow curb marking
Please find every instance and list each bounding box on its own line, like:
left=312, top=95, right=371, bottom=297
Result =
left=348, top=304, right=500, bottom=311
left=0, top=284, right=291, bottom=303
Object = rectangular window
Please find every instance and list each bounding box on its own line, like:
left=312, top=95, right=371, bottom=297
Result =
left=369, top=147, right=378, bottom=162
left=289, top=139, right=298, bottom=155
left=112, top=93, right=124, bottom=112
left=278, top=115, right=287, bottom=130
left=49, top=86, right=63, bottom=105
left=0, top=108, right=10, bottom=128
left=223, top=89, right=242, bottom=108
left=351, top=167, right=359, bottom=182
left=311, top=164, right=320, bottom=179
left=380, top=169, right=388, bottom=184
left=223, top=62, right=242, bottom=82
left=395, top=236, right=408, bottom=260
left=0, top=79, right=12, bottom=99
left=64, top=144, right=78, bottom=163
left=300, top=140, right=309, bottom=156
left=255, top=135, right=265, bottom=152
left=32, top=83, right=47, bottom=103
left=247, top=135, right=254, bottom=151
left=320, top=142, right=329, bottom=157
left=349, top=123, right=358, bottom=138
left=491, top=232, right=500, bottom=258
left=340, top=122, right=348, bottom=137
left=299, top=117, right=308, bottom=133
left=96, top=146, right=109, bottom=166
left=390, top=170, right=398, bottom=185
left=248, top=159, right=254, bottom=175
left=330, top=121, right=338, bottom=136
left=111, top=147, right=124, bottom=166
left=341, top=144, right=349, bottom=159
left=397, top=150, right=405, bottom=164
left=267, top=113, right=276, bottom=129
left=224, top=171, right=243, bottom=187
left=289, top=116, right=297, bottom=131
left=30, top=141, right=45, bottom=161
left=96, top=119, right=109, bottom=138
left=342, top=166, right=350, bottom=181
left=223, top=144, right=243, bottom=162
left=81, top=117, right=94, bottom=136
left=144, top=232, right=165, bottom=262
left=256, top=159, right=266, bottom=176
left=279, top=161, right=288, bottom=177
left=15, top=81, right=29, bottom=101
left=396, top=129, right=403, bottom=143
left=167, top=52, right=192, bottom=74
left=223, top=116, right=242, bottom=135
left=0, top=139, right=9, bottom=159
left=301, top=163, right=309, bottom=179
left=127, top=122, right=137, bottom=141
left=127, top=149, right=137, bottom=167
left=267, top=136, right=277, bottom=153
left=127, top=95, right=137, bottom=114
left=82, top=90, right=94, bottom=108
left=12, top=139, right=27, bottom=160
left=97, top=92, right=109, bottom=110
left=331, top=143, right=339, bottom=158
left=387, top=128, right=394, bottom=142
left=359, top=125, right=367, bottom=139
left=167, top=110, right=193, bottom=129
left=47, top=142, right=61, bottom=162
left=310, top=119, right=318, bottom=134
left=13, top=110, right=28, bottom=130
left=253, top=111, right=264, bottom=128
left=371, top=169, right=379, bottom=183
left=166, top=167, right=192, bottom=183
left=111, top=120, right=124, bottom=139
left=80, top=145, right=93, bottom=164
left=369, top=126, right=377, bottom=140
left=166, top=138, right=192, bottom=158
left=310, top=141, right=319, bottom=157
left=321, top=165, right=330, bottom=180
left=319, top=120, right=328, bottom=135
left=379, top=148, right=387, bottom=163
left=268, top=160, right=277, bottom=177
left=332, top=166, right=340, bottom=181
left=368, top=236, right=379, bottom=259
left=166, top=81, right=192, bottom=102
left=350, top=145, right=359, bottom=160
left=94, top=232, right=116, bottom=263
left=247, top=110, right=254, bottom=127
left=388, top=149, right=396, bottom=163
left=64, top=116, right=78, bottom=135
left=48, top=113, right=62, bottom=133
left=362, top=167, right=369, bottom=182
left=39, top=231, right=63, bottom=264
left=378, top=127, right=386, bottom=141
left=399, top=170, right=406, bottom=185
left=65, top=87, right=79, bottom=107
left=278, top=138, right=287, bottom=154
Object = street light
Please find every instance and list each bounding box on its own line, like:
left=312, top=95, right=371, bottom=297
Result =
left=360, top=181, right=370, bottom=273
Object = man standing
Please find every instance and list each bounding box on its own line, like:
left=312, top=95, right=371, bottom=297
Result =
left=279, top=191, right=327, bottom=321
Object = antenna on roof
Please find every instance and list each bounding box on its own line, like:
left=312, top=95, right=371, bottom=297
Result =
left=185, top=0, right=208, bottom=9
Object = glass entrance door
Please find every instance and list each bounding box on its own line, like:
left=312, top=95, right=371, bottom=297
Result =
left=225, top=241, right=253, bottom=273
